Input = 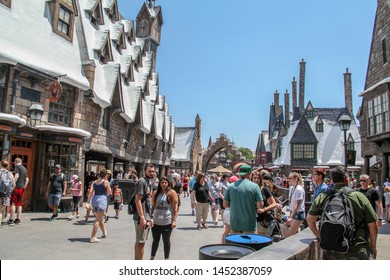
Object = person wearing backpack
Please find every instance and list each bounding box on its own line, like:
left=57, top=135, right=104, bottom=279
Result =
left=357, top=174, right=383, bottom=229
left=306, top=166, right=378, bottom=260
left=133, top=164, right=155, bottom=260
left=0, top=160, right=15, bottom=228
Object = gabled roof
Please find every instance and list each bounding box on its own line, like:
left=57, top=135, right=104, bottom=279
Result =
left=290, top=116, right=318, bottom=144
left=172, top=128, right=196, bottom=161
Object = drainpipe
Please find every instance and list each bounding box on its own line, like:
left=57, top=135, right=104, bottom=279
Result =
left=10, top=70, right=19, bottom=113
left=2, top=70, right=19, bottom=159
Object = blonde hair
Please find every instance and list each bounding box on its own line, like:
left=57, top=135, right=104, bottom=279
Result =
left=289, top=172, right=303, bottom=186
left=385, top=187, right=390, bottom=193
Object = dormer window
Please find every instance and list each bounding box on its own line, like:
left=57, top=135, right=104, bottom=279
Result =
left=123, top=62, right=135, bottom=85
left=316, top=117, right=324, bottom=132
left=50, top=1, right=75, bottom=42
left=99, top=41, right=113, bottom=64
left=58, top=6, right=72, bottom=36
left=347, top=133, right=355, bottom=151
left=90, top=1, right=104, bottom=28
left=305, top=101, right=314, bottom=119
left=115, top=31, right=126, bottom=54
left=0, top=0, right=11, bottom=8
left=127, top=28, right=135, bottom=44
left=107, top=2, right=119, bottom=22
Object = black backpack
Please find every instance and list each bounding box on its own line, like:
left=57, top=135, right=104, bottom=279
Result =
left=319, top=188, right=356, bottom=254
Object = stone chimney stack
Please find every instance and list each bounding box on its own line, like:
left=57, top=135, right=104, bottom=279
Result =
left=274, top=90, right=280, bottom=116
left=284, top=89, right=290, bottom=128
left=299, top=59, right=306, bottom=112
left=343, top=68, right=353, bottom=115
left=292, top=76, right=297, bottom=109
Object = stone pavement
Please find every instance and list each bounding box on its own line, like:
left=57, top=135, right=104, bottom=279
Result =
left=1, top=195, right=390, bottom=260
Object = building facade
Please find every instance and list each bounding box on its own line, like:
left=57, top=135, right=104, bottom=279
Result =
left=357, top=0, right=390, bottom=186
left=260, top=59, right=363, bottom=177
left=0, top=0, right=174, bottom=210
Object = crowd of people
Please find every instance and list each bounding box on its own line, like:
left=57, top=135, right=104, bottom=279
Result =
left=0, top=160, right=386, bottom=260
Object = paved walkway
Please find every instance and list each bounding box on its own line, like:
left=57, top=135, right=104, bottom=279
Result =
left=1, top=196, right=390, bottom=260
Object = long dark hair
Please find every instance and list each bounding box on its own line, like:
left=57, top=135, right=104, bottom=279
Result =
left=153, top=176, right=171, bottom=206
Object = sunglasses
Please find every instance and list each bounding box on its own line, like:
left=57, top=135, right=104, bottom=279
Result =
left=359, top=180, right=367, bottom=182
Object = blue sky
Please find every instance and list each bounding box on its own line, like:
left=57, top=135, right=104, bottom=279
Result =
left=117, top=0, right=377, bottom=150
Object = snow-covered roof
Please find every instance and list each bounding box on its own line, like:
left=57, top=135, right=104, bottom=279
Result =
left=171, top=128, right=195, bottom=161
left=0, top=113, right=27, bottom=127
left=359, top=77, right=390, bottom=96
left=274, top=112, right=363, bottom=167
left=78, top=0, right=174, bottom=139
left=0, top=0, right=90, bottom=90
left=36, top=125, right=91, bottom=139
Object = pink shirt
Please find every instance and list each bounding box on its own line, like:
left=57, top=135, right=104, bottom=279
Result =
left=71, top=181, right=82, bottom=197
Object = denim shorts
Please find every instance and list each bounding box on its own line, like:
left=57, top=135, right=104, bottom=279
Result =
left=48, top=193, right=62, bottom=207
left=293, top=211, right=305, bottom=221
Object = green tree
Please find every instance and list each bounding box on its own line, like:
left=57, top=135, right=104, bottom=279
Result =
left=239, top=147, right=254, bottom=160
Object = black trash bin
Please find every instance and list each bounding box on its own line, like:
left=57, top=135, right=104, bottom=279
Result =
left=225, top=234, right=273, bottom=251
left=199, top=244, right=255, bottom=260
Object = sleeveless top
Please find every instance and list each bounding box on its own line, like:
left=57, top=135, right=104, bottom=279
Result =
left=93, top=180, right=107, bottom=196
left=153, top=192, right=173, bottom=226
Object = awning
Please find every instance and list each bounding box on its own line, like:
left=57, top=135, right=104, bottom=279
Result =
left=35, top=125, right=91, bottom=139
left=0, top=113, right=26, bottom=127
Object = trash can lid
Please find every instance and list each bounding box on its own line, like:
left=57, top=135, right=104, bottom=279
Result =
left=225, top=234, right=272, bottom=244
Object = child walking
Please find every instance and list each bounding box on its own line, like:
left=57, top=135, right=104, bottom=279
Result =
left=112, top=182, right=123, bottom=219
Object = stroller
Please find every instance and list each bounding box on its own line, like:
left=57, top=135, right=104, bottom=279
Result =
left=271, top=196, right=289, bottom=242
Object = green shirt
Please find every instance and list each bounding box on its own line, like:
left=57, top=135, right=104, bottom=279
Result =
left=224, top=179, right=263, bottom=232
left=308, top=186, right=377, bottom=254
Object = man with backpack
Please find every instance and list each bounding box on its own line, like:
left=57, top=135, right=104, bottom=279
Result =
left=0, top=160, right=15, bottom=228
left=306, top=166, right=378, bottom=260
left=133, top=164, right=155, bottom=260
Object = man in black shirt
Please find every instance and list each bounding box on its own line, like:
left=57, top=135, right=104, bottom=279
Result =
left=358, top=174, right=383, bottom=228
left=8, top=158, right=29, bottom=225
left=46, top=164, right=67, bottom=221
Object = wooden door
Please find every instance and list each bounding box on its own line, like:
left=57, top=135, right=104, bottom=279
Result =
left=10, top=140, right=36, bottom=211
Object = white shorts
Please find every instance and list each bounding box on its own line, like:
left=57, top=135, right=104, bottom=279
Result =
left=223, top=207, right=230, bottom=225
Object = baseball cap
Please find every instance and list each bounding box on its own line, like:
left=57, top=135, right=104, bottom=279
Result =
left=55, top=164, right=61, bottom=169
left=237, top=164, right=252, bottom=176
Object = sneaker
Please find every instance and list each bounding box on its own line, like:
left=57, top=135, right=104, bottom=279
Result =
left=8, top=219, right=15, bottom=226
left=90, top=237, right=101, bottom=243
left=105, top=215, right=109, bottom=223
left=197, top=225, right=202, bottom=230
left=76, top=215, right=80, bottom=219
left=14, top=219, right=21, bottom=225
left=115, top=215, right=119, bottom=219
left=202, top=223, right=208, bottom=229
left=67, top=215, right=74, bottom=220
left=50, top=215, right=57, bottom=221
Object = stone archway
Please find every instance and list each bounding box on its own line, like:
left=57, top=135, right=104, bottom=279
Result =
left=202, top=134, right=245, bottom=172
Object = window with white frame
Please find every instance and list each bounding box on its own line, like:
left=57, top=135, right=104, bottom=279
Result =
left=368, top=92, right=389, bottom=136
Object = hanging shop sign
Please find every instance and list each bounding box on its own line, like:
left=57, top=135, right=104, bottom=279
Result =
left=49, top=80, right=63, bottom=102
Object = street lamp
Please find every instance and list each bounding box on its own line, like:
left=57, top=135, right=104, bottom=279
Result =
left=338, top=114, right=352, bottom=172
left=28, top=103, right=44, bottom=127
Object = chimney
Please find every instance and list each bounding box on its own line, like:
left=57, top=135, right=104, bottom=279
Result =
left=274, top=90, right=280, bottom=116
left=299, top=59, right=306, bottom=113
left=344, top=68, right=353, bottom=115
left=284, top=89, right=290, bottom=128
left=292, top=76, right=297, bottom=109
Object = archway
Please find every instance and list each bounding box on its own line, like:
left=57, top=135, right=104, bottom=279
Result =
left=202, top=134, right=245, bottom=172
